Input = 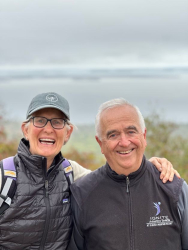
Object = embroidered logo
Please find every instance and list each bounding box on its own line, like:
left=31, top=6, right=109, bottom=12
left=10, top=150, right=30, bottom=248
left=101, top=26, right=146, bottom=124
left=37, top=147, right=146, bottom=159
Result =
left=63, top=198, right=69, bottom=204
left=46, top=94, right=58, bottom=102
left=146, top=202, right=173, bottom=227
left=153, top=202, right=161, bottom=216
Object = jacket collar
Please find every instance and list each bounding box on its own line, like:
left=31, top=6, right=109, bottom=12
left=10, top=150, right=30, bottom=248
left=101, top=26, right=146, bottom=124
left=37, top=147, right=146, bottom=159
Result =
left=17, top=138, right=64, bottom=176
left=106, top=155, right=147, bottom=186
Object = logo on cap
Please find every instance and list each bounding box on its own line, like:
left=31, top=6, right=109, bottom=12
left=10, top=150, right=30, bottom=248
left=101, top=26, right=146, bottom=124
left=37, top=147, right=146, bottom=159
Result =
left=46, top=94, right=58, bottom=102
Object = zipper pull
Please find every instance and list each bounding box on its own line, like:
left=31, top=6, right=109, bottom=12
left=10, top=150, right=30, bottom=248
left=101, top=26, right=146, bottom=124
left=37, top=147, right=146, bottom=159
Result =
left=126, top=176, right=130, bottom=193
left=45, top=179, right=49, bottom=197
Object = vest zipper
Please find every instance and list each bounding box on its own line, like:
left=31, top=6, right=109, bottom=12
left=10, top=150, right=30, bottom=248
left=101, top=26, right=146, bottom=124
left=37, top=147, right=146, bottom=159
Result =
left=45, top=180, right=49, bottom=197
left=40, top=157, right=51, bottom=250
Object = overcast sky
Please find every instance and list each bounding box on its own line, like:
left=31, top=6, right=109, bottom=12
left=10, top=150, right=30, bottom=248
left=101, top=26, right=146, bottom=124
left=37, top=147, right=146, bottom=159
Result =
left=0, top=0, right=188, bottom=124
left=1, top=0, right=188, bottom=66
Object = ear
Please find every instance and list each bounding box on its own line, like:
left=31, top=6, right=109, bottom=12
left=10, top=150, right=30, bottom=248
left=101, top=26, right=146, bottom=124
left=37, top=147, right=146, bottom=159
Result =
left=21, top=123, right=29, bottom=140
left=64, top=125, right=74, bottom=144
left=95, top=136, right=104, bottom=154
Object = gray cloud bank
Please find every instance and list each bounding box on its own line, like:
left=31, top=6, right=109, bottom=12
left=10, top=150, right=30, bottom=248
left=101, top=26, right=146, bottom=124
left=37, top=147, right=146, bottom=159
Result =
left=1, top=0, right=188, bottom=65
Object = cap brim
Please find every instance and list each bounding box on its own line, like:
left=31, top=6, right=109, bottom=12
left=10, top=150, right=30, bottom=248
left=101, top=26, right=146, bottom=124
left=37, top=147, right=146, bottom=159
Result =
left=27, top=105, right=69, bottom=119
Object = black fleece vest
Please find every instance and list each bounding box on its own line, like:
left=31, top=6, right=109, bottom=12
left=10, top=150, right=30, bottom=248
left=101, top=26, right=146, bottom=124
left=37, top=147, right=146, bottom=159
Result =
left=0, top=140, right=72, bottom=250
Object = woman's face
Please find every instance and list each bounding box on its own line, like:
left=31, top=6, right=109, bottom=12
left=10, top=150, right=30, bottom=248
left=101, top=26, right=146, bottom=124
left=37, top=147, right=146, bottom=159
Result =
left=22, top=108, right=73, bottom=163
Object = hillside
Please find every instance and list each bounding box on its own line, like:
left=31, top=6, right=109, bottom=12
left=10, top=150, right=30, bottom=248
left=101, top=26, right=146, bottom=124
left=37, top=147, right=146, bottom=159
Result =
left=5, top=120, right=188, bottom=155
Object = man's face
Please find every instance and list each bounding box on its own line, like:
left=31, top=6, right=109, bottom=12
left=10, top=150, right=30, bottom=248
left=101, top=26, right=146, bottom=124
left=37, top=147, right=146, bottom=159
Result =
left=96, top=105, right=147, bottom=176
left=22, top=108, right=73, bottom=163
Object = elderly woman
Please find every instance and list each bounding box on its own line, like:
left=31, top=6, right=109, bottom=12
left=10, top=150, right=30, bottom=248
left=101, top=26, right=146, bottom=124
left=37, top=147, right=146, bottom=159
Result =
left=0, top=92, right=178, bottom=250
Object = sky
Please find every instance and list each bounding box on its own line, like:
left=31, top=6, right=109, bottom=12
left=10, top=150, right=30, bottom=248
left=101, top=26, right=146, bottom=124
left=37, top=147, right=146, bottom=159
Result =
left=0, top=0, right=188, bottom=124
left=1, top=0, right=188, bottom=66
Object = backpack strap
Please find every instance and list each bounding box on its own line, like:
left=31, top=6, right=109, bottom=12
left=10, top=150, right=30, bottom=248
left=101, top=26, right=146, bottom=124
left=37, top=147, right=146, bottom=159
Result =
left=0, top=157, right=17, bottom=214
left=61, top=158, right=74, bottom=185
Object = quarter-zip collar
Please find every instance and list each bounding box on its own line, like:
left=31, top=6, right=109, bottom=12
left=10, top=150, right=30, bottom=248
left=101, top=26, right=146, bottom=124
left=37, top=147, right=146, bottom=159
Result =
left=106, top=155, right=147, bottom=186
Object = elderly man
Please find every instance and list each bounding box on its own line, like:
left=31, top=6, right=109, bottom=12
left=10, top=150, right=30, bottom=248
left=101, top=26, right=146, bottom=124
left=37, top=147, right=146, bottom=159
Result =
left=68, top=98, right=188, bottom=250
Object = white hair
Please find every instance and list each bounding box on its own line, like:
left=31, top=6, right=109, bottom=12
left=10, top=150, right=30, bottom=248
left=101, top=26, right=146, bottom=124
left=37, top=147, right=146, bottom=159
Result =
left=95, top=98, right=145, bottom=139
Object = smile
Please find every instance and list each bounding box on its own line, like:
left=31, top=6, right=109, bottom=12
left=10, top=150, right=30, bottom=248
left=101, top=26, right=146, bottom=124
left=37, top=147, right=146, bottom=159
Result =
left=117, top=149, right=134, bottom=154
left=39, top=138, right=55, bottom=145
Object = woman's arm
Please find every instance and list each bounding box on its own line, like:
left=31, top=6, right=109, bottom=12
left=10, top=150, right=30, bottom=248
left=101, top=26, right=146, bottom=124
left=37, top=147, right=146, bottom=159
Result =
left=149, top=157, right=180, bottom=183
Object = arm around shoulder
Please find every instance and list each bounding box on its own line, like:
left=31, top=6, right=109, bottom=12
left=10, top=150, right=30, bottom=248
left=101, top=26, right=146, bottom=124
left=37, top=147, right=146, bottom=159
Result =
left=69, top=160, right=91, bottom=182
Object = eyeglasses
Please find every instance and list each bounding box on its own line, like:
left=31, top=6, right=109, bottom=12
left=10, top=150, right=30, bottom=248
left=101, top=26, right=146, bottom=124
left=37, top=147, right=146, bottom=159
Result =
left=30, top=116, right=67, bottom=129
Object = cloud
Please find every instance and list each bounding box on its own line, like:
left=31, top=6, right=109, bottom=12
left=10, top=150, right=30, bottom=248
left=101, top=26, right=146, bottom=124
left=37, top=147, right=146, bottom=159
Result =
left=0, top=0, right=188, bottom=65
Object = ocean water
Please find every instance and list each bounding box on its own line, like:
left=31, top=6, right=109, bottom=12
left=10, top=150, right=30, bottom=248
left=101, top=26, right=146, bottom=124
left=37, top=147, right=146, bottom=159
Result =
left=0, top=66, right=188, bottom=125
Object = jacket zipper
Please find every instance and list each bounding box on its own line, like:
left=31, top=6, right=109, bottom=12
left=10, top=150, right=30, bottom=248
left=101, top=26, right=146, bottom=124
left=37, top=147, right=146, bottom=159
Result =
left=126, top=176, right=134, bottom=250
left=126, top=176, right=130, bottom=193
left=40, top=157, right=51, bottom=250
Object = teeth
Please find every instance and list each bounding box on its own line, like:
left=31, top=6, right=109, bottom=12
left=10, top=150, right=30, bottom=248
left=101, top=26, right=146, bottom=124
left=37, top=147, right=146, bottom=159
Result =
left=39, top=139, right=55, bottom=144
left=40, top=139, right=55, bottom=142
left=118, top=150, right=132, bottom=154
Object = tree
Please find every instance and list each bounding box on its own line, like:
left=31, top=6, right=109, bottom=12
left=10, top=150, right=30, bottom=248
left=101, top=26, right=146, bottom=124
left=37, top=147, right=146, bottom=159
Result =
left=0, top=105, right=17, bottom=160
left=145, top=113, right=188, bottom=181
left=63, top=147, right=105, bottom=171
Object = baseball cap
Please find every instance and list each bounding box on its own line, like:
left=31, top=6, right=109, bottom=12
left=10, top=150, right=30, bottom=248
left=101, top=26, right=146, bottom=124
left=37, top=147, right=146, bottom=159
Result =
left=26, top=92, right=70, bottom=119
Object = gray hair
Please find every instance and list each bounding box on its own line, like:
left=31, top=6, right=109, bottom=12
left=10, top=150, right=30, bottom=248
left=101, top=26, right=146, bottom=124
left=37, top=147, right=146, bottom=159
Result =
left=95, top=98, right=145, bottom=139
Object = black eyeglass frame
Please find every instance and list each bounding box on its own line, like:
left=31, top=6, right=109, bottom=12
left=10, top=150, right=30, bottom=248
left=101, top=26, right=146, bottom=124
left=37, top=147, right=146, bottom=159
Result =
left=29, top=116, right=67, bottom=129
